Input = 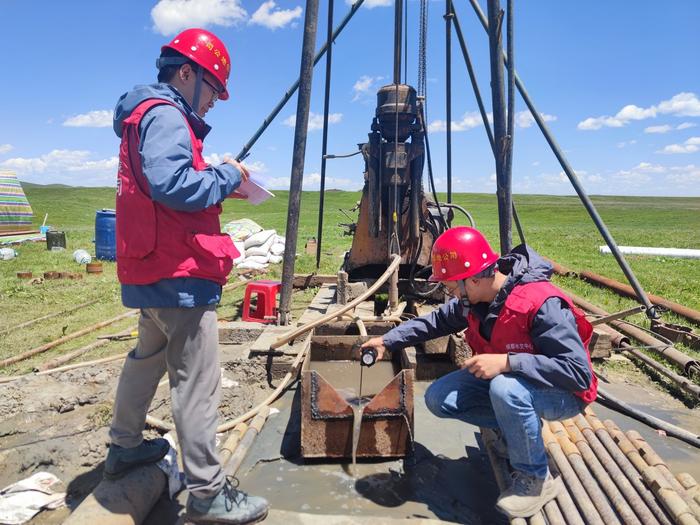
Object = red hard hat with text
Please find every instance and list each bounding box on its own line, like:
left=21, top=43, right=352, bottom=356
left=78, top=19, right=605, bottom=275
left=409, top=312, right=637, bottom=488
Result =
left=429, top=227, right=500, bottom=282
left=162, top=28, right=231, bottom=100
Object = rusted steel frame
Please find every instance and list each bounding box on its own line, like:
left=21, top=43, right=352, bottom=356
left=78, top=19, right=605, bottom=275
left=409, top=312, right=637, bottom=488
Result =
left=562, top=419, right=642, bottom=525
left=542, top=423, right=601, bottom=525
left=626, top=430, right=700, bottom=518
left=0, top=310, right=139, bottom=368
left=225, top=407, right=271, bottom=477
left=642, top=467, right=700, bottom=525
left=568, top=291, right=699, bottom=374
left=549, top=421, right=622, bottom=525
left=652, top=321, right=700, bottom=352
left=573, top=414, right=660, bottom=525
left=577, top=269, right=700, bottom=326
left=585, top=412, right=673, bottom=525
left=0, top=298, right=100, bottom=336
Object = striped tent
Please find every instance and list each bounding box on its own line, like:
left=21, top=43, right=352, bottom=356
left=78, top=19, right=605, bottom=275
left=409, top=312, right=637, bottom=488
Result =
left=0, top=170, right=34, bottom=233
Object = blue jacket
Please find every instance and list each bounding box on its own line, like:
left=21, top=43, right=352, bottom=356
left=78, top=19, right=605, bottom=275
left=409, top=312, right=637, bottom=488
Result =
left=113, top=83, right=242, bottom=308
left=383, top=245, right=593, bottom=391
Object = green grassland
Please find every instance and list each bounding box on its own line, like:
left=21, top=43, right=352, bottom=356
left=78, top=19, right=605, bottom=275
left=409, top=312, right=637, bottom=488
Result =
left=1, top=183, right=699, bottom=383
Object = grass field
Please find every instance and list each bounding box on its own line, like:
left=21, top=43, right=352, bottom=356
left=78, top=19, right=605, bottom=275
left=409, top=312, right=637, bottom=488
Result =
left=1, top=183, right=699, bottom=387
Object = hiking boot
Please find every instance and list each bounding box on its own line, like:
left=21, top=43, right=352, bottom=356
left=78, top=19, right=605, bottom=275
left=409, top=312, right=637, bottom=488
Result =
left=496, top=470, right=560, bottom=518
left=186, top=477, right=269, bottom=525
left=481, top=428, right=509, bottom=459
left=103, top=438, right=170, bottom=480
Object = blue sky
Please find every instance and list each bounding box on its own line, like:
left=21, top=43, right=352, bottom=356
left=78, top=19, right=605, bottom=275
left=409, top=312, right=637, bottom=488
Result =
left=2, top=0, right=699, bottom=196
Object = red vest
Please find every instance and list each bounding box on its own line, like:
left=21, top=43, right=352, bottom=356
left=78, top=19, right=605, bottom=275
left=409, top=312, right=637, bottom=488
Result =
left=116, top=99, right=239, bottom=286
left=465, top=281, right=598, bottom=404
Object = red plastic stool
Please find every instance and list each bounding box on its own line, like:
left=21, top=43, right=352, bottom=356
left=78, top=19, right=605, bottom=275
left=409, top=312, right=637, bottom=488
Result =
left=242, top=280, right=281, bottom=323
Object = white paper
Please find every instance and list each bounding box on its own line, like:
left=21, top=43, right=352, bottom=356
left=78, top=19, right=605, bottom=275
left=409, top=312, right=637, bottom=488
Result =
left=237, top=178, right=275, bottom=205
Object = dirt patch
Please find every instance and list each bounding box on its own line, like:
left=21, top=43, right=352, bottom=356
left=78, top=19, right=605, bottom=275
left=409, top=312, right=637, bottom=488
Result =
left=0, top=348, right=271, bottom=513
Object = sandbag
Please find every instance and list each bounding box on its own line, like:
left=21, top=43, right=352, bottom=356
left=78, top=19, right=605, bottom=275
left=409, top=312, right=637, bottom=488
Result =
left=222, top=218, right=263, bottom=242
left=232, top=241, right=246, bottom=265
left=246, top=235, right=275, bottom=257
left=270, top=242, right=285, bottom=256
left=236, top=260, right=268, bottom=270
left=244, top=254, right=270, bottom=264
left=244, top=229, right=276, bottom=250
left=269, top=254, right=283, bottom=264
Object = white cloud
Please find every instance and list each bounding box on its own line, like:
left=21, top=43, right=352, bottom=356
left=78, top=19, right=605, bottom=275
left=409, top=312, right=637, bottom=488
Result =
left=429, top=111, right=488, bottom=133
left=657, top=136, right=700, bottom=154
left=352, top=75, right=383, bottom=101
left=63, top=110, right=112, bottom=128
left=578, top=92, right=700, bottom=130
left=250, top=1, right=302, bottom=30
left=0, top=144, right=13, bottom=155
left=0, top=150, right=118, bottom=186
left=346, top=0, right=392, bottom=8
left=514, top=110, right=557, bottom=128
left=151, top=0, right=247, bottom=35
left=283, top=112, right=343, bottom=131
left=677, top=122, right=697, bottom=130
left=616, top=140, right=637, bottom=148
left=644, top=125, right=672, bottom=134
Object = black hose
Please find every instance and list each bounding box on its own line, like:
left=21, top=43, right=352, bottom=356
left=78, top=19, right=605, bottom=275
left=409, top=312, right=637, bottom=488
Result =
left=431, top=202, right=475, bottom=227
left=596, top=386, right=700, bottom=449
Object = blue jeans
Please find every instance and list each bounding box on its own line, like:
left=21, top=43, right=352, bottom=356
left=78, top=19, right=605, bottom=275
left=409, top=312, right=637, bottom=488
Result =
left=424, top=369, right=585, bottom=478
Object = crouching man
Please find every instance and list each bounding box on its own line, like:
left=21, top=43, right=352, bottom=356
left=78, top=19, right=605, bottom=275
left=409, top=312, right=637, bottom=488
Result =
left=361, top=227, right=597, bottom=518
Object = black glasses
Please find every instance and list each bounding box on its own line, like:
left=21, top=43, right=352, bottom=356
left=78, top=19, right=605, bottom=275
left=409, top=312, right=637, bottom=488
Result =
left=201, top=77, right=222, bottom=100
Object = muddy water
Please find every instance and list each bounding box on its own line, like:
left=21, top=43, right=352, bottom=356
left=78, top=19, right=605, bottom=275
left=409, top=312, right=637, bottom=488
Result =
left=310, top=360, right=397, bottom=398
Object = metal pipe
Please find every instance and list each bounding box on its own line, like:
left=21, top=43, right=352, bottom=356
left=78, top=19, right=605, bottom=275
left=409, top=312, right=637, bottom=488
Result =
left=279, top=0, right=321, bottom=326
left=567, top=291, right=699, bottom=375
left=562, top=419, right=642, bottom=525
left=273, top=255, right=401, bottom=349
left=549, top=420, right=622, bottom=525
left=235, top=0, right=365, bottom=162
left=626, top=430, right=700, bottom=516
left=578, top=269, right=700, bottom=326
left=642, top=467, right=700, bottom=525
left=467, top=0, right=657, bottom=318
left=590, top=305, right=647, bottom=326
left=445, top=0, right=453, bottom=204
left=393, top=0, right=403, bottom=84
left=0, top=310, right=139, bottom=368
left=225, top=407, right=271, bottom=477
left=585, top=412, right=674, bottom=525
left=315, top=0, right=335, bottom=270
left=487, top=0, right=512, bottom=254
left=220, top=422, right=248, bottom=466
left=574, top=414, right=660, bottom=525
left=542, top=423, right=603, bottom=525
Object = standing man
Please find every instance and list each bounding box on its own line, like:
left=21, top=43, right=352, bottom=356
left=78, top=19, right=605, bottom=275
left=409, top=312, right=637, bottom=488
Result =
left=362, top=227, right=597, bottom=518
left=106, top=28, right=269, bottom=524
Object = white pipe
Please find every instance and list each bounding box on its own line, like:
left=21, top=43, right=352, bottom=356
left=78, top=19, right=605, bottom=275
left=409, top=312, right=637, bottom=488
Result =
left=599, top=246, right=700, bottom=259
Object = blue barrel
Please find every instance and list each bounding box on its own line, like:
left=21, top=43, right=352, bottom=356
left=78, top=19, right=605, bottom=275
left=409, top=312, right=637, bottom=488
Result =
left=95, top=209, right=116, bottom=261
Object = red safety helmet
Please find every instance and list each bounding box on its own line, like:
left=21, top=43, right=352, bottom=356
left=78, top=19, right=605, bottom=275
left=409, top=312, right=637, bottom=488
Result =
left=161, top=28, right=231, bottom=100
left=429, top=227, right=500, bottom=282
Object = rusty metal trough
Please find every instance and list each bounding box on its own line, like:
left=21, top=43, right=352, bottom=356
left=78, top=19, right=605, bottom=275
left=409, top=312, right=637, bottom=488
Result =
left=301, top=334, right=414, bottom=459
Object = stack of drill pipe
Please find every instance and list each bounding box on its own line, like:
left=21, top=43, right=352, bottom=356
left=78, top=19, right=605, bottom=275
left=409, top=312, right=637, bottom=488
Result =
left=642, top=468, right=700, bottom=525
left=573, top=414, right=660, bottom=524
left=584, top=410, right=673, bottom=525
left=541, top=423, right=594, bottom=525
left=225, top=406, right=271, bottom=477
left=549, top=420, right=623, bottom=524
left=626, top=430, right=700, bottom=519
left=676, top=473, right=700, bottom=507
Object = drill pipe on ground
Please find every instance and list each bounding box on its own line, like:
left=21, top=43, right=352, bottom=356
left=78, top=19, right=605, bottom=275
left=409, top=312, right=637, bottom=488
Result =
left=219, top=422, right=248, bottom=466
left=676, top=473, right=700, bottom=506
left=585, top=412, right=673, bottom=525
left=542, top=423, right=601, bottom=525
left=642, top=467, right=700, bottom=525
left=562, top=419, right=642, bottom=525
left=568, top=292, right=699, bottom=375
left=549, top=420, right=622, bottom=524
left=573, top=414, right=660, bottom=525
left=626, top=430, right=700, bottom=518
left=225, top=406, right=271, bottom=477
